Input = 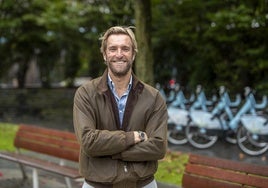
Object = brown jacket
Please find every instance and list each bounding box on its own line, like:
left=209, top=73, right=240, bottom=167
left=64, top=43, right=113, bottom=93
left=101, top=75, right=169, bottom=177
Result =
left=73, top=69, right=168, bottom=187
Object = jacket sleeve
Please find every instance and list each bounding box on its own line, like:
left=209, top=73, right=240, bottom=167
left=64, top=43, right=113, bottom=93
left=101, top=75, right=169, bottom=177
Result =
left=73, top=86, right=136, bottom=157
left=112, top=92, right=168, bottom=161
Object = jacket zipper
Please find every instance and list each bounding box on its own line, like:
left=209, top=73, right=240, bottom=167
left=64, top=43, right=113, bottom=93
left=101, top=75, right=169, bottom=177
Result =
left=124, top=163, right=128, bottom=172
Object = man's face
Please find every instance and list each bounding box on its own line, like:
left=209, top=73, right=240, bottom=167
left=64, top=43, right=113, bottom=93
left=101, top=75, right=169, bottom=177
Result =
left=104, top=34, right=135, bottom=77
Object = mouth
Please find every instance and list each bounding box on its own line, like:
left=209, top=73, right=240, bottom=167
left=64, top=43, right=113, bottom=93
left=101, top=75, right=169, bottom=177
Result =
left=112, top=60, right=127, bottom=64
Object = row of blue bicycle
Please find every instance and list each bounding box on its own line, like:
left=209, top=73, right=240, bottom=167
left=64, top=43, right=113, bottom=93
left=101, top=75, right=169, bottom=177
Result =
left=157, top=83, right=268, bottom=156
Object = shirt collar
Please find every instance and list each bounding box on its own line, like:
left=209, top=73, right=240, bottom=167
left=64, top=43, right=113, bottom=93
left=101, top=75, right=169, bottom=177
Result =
left=107, top=74, right=133, bottom=92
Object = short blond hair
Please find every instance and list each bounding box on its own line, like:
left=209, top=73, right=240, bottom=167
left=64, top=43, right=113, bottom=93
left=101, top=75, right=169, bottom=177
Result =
left=99, top=26, right=138, bottom=55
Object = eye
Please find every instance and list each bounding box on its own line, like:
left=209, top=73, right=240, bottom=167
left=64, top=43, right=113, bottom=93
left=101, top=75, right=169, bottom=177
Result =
left=122, top=47, right=130, bottom=52
left=108, top=47, right=117, bottom=52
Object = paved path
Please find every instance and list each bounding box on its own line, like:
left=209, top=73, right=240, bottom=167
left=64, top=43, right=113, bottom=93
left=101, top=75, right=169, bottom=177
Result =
left=169, top=140, right=267, bottom=166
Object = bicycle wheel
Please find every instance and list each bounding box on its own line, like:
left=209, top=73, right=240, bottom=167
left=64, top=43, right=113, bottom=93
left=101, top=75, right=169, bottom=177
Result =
left=225, top=130, right=237, bottom=144
left=185, top=123, right=218, bottom=149
left=237, top=126, right=268, bottom=156
left=167, top=124, right=188, bottom=145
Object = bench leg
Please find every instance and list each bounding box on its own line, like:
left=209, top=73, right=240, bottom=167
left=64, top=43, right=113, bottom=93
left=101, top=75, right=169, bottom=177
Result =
left=59, top=159, right=73, bottom=188
left=65, top=177, right=72, bottom=188
left=18, top=163, right=28, bottom=180
left=32, top=168, right=39, bottom=188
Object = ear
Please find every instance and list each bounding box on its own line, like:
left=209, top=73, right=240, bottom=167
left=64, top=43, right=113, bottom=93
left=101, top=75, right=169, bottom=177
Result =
left=132, top=54, right=136, bottom=61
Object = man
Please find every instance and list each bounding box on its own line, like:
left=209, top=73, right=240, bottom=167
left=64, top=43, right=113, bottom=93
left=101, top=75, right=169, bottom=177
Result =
left=73, top=26, right=167, bottom=188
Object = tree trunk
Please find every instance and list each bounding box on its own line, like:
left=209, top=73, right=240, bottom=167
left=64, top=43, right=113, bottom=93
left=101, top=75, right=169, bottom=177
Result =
left=17, top=58, right=29, bottom=88
left=134, top=0, right=154, bottom=86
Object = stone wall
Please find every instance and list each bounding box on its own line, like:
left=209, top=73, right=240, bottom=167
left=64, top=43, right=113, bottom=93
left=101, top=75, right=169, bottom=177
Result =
left=0, top=88, right=77, bottom=130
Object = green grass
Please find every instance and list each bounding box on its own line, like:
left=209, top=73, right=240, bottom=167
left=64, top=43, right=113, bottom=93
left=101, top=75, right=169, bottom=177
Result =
left=0, top=122, right=188, bottom=186
left=0, top=122, right=19, bottom=151
left=155, top=151, right=188, bottom=186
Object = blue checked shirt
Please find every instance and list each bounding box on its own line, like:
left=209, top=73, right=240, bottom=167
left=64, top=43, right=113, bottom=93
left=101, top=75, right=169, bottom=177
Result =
left=108, top=74, right=132, bottom=127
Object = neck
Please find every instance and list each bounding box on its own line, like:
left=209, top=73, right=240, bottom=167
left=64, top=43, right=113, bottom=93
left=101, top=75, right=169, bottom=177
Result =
left=109, top=70, right=131, bottom=86
left=108, top=71, right=131, bottom=97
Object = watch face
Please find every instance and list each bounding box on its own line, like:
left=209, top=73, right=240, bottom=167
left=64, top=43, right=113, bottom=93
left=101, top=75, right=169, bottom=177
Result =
left=139, top=131, right=145, bottom=141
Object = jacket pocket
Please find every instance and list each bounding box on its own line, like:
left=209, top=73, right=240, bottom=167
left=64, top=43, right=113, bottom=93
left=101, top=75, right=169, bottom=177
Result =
left=81, top=155, right=117, bottom=183
left=132, top=161, right=157, bottom=178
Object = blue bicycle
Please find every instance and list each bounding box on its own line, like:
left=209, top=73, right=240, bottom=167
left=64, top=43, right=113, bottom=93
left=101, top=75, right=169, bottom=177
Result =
left=236, top=87, right=268, bottom=156
left=167, top=85, right=215, bottom=145
left=167, top=84, right=194, bottom=145
left=185, top=86, right=242, bottom=149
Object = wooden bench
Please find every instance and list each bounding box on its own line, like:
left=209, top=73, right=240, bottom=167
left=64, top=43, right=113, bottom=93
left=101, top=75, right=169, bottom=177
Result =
left=0, top=124, right=81, bottom=188
left=182, top=154, right=268, bottom=188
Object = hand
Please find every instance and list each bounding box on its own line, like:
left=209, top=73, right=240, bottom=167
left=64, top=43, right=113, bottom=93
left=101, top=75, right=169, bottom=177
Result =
left=134, top=131, right=148, bottom=143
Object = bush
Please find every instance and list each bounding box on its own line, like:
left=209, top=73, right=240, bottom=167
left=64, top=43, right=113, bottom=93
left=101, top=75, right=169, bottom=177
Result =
left=0, top=123, right=19, bottom=151
left=155, top=150, right=188, bottom=186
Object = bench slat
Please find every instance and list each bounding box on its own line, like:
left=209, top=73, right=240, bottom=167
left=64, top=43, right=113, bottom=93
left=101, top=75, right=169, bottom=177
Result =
left=185, top=163, right=268, bottom=188
left=182, top=154, right=268, bottom=188
left=189, top=154, right=268, bottom=176
left=18, top=124, right=77, bottom=140
left=182, top=174, right=242, bottom=188
left=14, top=124, right=80, bottom=162
left=0, top=152, right=81, bottom=178
left=16, top=131, right=79, bottom=150
left=15, top=139, right=79, bottom=162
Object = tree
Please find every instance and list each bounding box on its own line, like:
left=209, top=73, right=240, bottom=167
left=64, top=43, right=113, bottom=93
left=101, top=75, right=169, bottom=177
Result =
left=134, top=0, right=154, bottom=86
left=0, top=0, right=46, bottom=88
left=1, top=0, right=268, bottom=94
left=204, top=1, right=268, bottom=93
left=0, top=0, right=136, bottom=87
left=151, top=0, right=268, bottom=94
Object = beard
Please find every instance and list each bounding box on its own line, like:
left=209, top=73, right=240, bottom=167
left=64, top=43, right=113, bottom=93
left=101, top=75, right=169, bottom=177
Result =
left=107, top=59, right=133, bottom=77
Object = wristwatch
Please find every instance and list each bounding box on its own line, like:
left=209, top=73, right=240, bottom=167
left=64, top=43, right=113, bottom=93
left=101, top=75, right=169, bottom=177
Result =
left=138, top=131, right=145, bottom=142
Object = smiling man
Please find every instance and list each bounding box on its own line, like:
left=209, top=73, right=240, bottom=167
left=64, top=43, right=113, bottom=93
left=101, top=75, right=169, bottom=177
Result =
left=73, top=26, right=168, bottom=188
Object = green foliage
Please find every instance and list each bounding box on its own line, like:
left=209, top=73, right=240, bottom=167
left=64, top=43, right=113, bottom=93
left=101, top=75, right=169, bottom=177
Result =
left=1, top=0, right=268, bottom=93
left=0, top=0, right=137, bottom=87
left=0, top=123, right=19, bottom=151
left=155, top=151, right=188, bottom=186
left=152, top=0, right=268, bottom=93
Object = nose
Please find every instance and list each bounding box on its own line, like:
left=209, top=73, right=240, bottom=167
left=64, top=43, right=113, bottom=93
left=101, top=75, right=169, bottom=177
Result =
left=115, top=49, right=123, bottom=57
